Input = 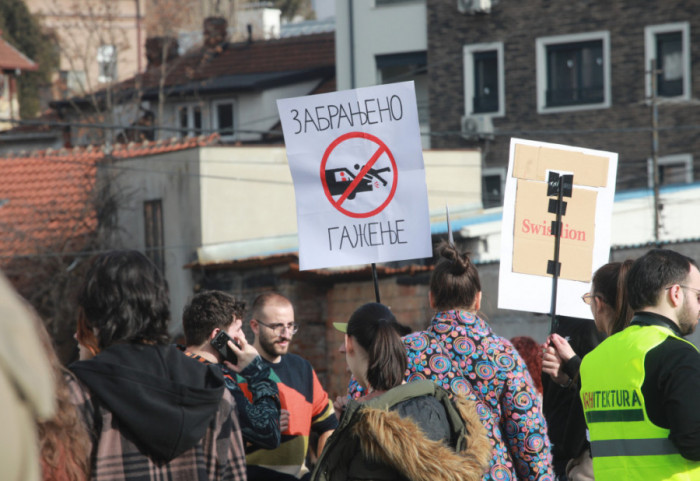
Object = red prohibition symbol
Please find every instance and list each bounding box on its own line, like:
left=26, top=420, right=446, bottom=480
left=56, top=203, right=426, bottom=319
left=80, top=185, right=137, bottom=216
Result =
left=320, top=131, right=398, bottom=219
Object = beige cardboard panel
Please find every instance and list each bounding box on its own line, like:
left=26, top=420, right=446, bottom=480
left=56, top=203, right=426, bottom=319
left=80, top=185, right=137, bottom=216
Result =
left=513, top=144, right=609, bottom=188
left=513, top=180, right=597, bottom=282
left=513, top=238, right=594, bottom=282
left=579, top=154, right=610, bottom=187
left=512, top=144, right=540, bottom=179
left=539, top=150, right=608, bottom=188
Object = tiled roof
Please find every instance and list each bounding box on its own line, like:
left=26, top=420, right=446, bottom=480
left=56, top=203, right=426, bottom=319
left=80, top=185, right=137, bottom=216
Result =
left=137, top=32, right=334, bottom=90
left=0, top=37, right=38, bottom=71
left=0, top=134, right=220, bottom=261
left=55, top=32, right=335, bottom=106
left=111, top=132, right=219, bottom=158
left=186, top=251, right=434, bottom=281
left=0, top=148, right=99, bottom=260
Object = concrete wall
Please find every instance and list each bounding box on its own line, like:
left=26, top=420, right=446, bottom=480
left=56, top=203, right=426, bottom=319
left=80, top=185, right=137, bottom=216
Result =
left=107, top=148, right=202, bottom=332
left=197, top=146, right=482, bottom=249
left=199, top=146, right=298, bottom=243
left=335, top=0, right=430, bottom=147
left=335, top=0, right=427, bottom=90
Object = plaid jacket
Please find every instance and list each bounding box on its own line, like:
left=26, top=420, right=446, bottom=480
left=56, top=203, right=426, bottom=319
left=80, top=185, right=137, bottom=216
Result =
left=67, top=348, right=247, bottom=481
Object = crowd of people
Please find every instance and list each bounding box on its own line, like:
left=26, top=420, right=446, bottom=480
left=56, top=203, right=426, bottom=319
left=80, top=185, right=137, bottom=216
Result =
left=2, top=244, right=700, bottom=480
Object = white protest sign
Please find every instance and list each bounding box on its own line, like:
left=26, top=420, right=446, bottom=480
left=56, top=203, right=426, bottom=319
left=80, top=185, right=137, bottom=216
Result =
left=277, top=82, right=431, bottom=271
left=498, top=138, right=618, bottom=319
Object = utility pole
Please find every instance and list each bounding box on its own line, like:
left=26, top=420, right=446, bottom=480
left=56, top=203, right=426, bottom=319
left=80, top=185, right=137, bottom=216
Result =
left=650, top=59, right=661, bottom=247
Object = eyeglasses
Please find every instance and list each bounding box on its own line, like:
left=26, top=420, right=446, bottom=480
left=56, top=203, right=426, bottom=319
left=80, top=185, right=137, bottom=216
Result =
left=667, top=285, right=700, bottom=302
left=256, top=319, right=299, bottom=335
left=581, top=293, right=596, bottom=305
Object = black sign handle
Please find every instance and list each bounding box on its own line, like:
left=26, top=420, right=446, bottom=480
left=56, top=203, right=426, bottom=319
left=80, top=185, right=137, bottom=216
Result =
left=371, top=262, right=381, bottom=303
left=548, top=173, right=573, bottom=334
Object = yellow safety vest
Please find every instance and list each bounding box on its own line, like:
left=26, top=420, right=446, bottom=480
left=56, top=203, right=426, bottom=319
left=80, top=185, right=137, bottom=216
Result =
left=580, top=323, right=700, bottom=481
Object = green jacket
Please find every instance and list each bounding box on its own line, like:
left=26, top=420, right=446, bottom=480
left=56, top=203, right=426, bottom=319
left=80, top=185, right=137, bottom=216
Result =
left=310, top=380, right=490, bottom=481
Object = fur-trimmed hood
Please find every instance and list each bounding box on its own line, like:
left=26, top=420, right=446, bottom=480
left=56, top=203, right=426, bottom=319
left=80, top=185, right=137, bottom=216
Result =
left=311, top=380, right=490, bottom=481
left=353, top=395, right=491, bottom=481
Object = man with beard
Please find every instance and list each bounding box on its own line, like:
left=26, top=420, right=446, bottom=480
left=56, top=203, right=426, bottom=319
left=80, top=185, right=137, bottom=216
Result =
left=580, top=248, right=700, bottom=480
left=243, top=293, right=337, bottom=481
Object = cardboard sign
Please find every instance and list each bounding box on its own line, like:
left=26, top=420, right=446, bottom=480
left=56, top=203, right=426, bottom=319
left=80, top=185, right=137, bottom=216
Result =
left=277, top=82, right=432, bottom=270
left=499, top=138, right=618, bottom=318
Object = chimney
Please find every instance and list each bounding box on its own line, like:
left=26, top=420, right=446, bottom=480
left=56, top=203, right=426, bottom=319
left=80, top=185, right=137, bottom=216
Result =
left=203, top=17, right=228, bottom=49
left=145, top=36, right=178, bottom=69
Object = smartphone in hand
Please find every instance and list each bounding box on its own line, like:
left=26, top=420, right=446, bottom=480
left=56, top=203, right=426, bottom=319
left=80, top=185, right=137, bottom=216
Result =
left=210, top=331, right=240, bottom=365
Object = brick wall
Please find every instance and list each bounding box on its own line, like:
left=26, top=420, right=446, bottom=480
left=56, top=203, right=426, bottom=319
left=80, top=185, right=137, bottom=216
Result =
left=192, top=240, right=700, bottom=401
left=427, top=0, right=700, bottom=193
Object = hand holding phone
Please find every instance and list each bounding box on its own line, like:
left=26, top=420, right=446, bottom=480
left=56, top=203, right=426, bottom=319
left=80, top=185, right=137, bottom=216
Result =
left=210, top=331, right=241, bottom=365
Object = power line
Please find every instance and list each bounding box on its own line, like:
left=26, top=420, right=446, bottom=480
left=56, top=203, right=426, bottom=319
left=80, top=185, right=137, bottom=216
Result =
left=4, top=116, right=700, bottom=140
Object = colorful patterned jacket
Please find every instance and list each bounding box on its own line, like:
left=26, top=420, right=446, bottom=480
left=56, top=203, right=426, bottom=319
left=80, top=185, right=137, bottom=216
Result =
left=403, top=310, right=553, bottom=481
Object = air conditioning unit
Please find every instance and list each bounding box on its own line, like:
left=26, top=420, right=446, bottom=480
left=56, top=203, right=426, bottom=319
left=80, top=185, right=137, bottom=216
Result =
left=461, top=115, right=494, bottom=140
left=457, top=0, right=493, bottom=14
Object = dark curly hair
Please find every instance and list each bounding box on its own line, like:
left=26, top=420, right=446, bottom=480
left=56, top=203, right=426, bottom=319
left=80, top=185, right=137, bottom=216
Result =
left=429, top=241, right=482, bottom=311
left=183, top=290, right=246, bottom=346
left=510, top=336, right=543, bottom=394
left=78, top=250, right=170, bottom=348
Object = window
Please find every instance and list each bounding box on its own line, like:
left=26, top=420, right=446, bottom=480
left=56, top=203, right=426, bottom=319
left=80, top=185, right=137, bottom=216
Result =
left=59, top=70, right=87, bottom=97
left=536, top=31, right=611, bottom=113
left=647, top=154, right=693, bottom=188
left=212, top=100, right=235, bottom=140
left=376, top=51, right=429, bottom=126
left=97, top=45, right=117, bottom=83
left=482, top=168, right=505, bottom=208
left=645, top=23, right=691, bottom=100
left=463, top=42, right=505, bottom=117
left=177, top=104, right=202, bottom=137
left=144, top=200, right=164, bottom=273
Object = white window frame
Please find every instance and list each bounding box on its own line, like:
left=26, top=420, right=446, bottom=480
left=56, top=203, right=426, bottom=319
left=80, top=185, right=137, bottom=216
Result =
left=176, top=103, right=203, bottom=138
left=97, top=44, right=117, bottom=83
left=647, top=153, right=693, bottom=188
left=482, top=167, right=506, bottom=207
left=463, top=42, right=505, bottom=118
left=644, top=22, right=691, bottom=101
left=211, top=99, right=236, bottom=141
left=536, top=31, right=611, bottom=114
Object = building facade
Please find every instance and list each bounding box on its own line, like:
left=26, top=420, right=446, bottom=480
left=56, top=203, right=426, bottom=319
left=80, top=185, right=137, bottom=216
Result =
left=427, top=0, right=700, bottom=208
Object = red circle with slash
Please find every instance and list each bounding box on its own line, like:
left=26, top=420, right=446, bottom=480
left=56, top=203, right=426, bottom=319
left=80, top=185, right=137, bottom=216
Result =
left=320, top=131, right=398, bottom=218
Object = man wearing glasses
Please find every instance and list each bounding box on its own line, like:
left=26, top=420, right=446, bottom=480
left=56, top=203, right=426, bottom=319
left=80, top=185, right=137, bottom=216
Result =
left=580, top=248, right=700, bottom=480
left=243, top=292, right=337, bottom=481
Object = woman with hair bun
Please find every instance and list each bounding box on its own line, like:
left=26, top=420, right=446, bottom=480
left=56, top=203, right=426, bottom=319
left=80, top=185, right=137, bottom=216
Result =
left=313, top=302, right=490, bottom=481
left=403, top=242, right=553, bottom=481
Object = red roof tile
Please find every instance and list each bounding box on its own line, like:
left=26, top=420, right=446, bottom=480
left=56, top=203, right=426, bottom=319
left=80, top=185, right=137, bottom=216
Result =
left=111, top=132, right=219, bottom=157
left=0, top=148, right=99, bottom=260
left=0, top=37, right=38, bottom=71
left=0, top=134, right=220, bottom=261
